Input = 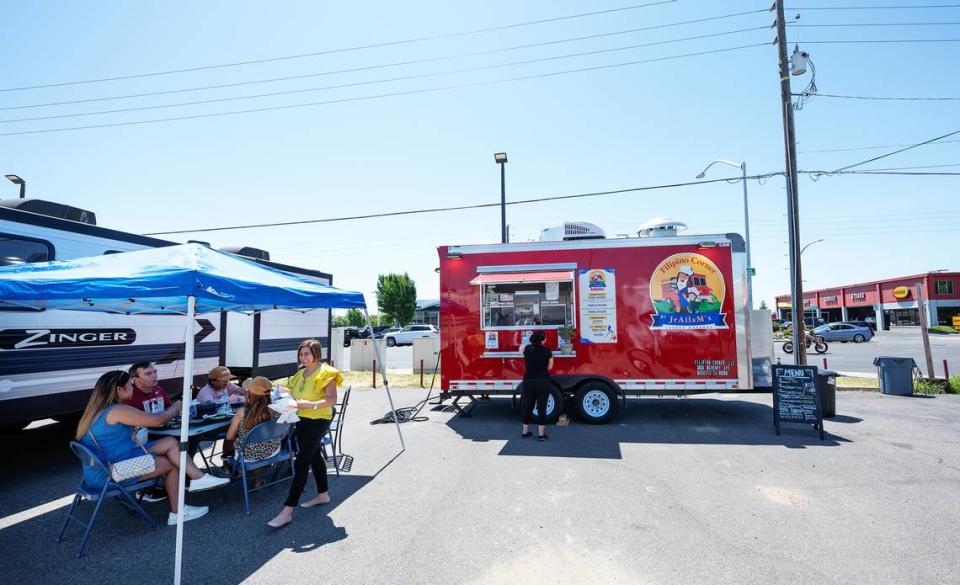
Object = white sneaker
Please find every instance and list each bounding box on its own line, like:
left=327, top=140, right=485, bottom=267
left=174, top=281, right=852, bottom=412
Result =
left=188, top=473, right=230, bottom=493
left=167, top=505, right=209, bottom=525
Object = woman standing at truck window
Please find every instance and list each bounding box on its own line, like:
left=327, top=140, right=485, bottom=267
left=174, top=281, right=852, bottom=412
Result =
left=521, top=330, right=554, bottom=441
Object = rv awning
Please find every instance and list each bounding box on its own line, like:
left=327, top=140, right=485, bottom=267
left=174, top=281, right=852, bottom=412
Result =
left=470, top=271, right=573, bottom=285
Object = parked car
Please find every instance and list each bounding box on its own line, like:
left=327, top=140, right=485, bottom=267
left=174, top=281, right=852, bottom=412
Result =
left=342, top=327, right=362, bottom=347
left=846, top=319, right=877, bottom=332
left=384, top=325, right=439, bottom=347
left=813, top=322, right=873, bottom=343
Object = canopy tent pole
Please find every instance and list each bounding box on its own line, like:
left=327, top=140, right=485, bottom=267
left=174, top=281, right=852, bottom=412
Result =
left=173, top=295, right=196, bottom=585
left=363, top=307, right=405, bottom=451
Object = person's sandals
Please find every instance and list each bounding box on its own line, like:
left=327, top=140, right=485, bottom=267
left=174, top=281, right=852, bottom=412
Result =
left=267, top=516, right=292, bottom=529
left=521, top=431, right=532, bottom=438
left=537, top=434, right=548, bottom=442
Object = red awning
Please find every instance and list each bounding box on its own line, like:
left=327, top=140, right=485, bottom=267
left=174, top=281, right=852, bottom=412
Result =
left=470, top=271, right=573, bottom=285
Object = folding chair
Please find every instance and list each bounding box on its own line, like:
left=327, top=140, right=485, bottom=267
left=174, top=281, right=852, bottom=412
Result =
left=230, top=420, right=295, bottom=515
left=321, top=385, right=352, bottom=476
left=57, top=442, right=160, bottom=558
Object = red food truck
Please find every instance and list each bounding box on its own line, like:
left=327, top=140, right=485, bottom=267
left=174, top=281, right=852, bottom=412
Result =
left=438, top=225, right=771, bottom=424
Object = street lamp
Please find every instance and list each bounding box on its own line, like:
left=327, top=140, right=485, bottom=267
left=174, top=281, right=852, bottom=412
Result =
left=5, top=174, right=25, bottom=199
left=800, top=238, right=824, bottom=256
left=696, top=159, right=753, bottom=310
left=494, top=152, right=508, bottom=243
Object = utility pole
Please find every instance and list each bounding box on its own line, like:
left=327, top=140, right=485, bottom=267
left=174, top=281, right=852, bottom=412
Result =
left=916, top=282, right=935, bottom=377
left=774, top=0, right=806, bottom=365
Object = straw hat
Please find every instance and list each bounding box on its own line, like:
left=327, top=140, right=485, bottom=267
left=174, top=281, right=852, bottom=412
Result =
left=242, top=376, right=272, bottom=396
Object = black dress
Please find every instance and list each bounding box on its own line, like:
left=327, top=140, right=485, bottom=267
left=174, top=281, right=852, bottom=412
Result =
left=521, top=344, right=553, bottom=425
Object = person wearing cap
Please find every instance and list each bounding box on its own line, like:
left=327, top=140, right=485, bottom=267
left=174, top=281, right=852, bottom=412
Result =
left=674, top=265, right=694, bottom=311
left=196, top=366, right=246, bottom=404
left=682, top=287, right=702, bottom=314
left=222, top=377, right=282, bottom=486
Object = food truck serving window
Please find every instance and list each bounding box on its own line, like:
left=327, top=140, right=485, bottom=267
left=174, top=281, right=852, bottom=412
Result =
left=470, top=271, right=575, bottom=329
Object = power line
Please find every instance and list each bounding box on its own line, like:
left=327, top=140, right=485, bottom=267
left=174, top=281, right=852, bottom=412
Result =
left=0, top=27, right=769, bottom=125
left=142, top=167, right=955, bottom=237
left=789, top=21, right=960, bottom=26
left=0, top=8, right=771, bottom=112
left=829, top=129, right=960, bottom=173
left=143, top=175, right=760, bottom=235
left=803, top=93, right=960, bottom=101
left=798, top=138, right=960, bottom=153
left=797, top=38, right=960, bottom=43
left=0, top=43, right=769, bottom=137
left=0, top=1, right=678, bottom=93
left=786, top=4, right=960, bottom=9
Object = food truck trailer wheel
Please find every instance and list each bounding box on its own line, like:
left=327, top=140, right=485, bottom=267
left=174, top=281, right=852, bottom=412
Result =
left=529, top=385, right=563, bottom=425
left=574, top=382, right=618, bottom=424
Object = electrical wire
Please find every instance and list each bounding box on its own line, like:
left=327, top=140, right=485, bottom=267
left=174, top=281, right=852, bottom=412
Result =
left=828, top=129, right=960, bottom=173
left=797, top=93, right=960, bottom=101
left=370, top=351, right=441, bottom=425
left=798, top=38, right=960, bottom=43
left=789, top=21, right=960, bottom=26
left=0, top=1, right=679, bottom=93
left=799, top=138, right=960, bottom=153
left=0, top=9, right=773, bottom=111
left=0, top=27, right=770, bottom=125
left=786, top=4, right=960, bottom=9
left=0, top=43, right=769, bottom=138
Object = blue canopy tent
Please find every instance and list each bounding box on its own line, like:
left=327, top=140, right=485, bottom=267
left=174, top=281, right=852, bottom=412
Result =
left=0, top=243, right=403, bottom=584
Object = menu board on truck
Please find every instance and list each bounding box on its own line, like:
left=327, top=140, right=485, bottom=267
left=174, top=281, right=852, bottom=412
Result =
left=578, top=268, right=617, bottom=344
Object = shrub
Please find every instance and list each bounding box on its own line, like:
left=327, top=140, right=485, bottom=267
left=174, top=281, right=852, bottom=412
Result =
left=914, top=377, right=946, bottom=396
left=948, top=375, right=960, bottom=395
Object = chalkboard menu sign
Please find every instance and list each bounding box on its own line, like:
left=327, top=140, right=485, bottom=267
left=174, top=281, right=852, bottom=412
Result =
left=772, top=364, right=824, bottom=440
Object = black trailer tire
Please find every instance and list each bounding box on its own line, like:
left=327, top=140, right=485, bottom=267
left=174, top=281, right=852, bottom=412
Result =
left=783, top=341, right=793, bottom=354
left=574, top=382, right=618, bottom=424
left=529, top=384, right=563, bottom=425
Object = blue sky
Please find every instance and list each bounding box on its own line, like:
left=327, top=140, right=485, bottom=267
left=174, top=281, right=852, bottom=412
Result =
left=3, top=1, right=958, bottom=312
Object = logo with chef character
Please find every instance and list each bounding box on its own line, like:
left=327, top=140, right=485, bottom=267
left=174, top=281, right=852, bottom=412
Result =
left=649, top=253, right=727, bottom=329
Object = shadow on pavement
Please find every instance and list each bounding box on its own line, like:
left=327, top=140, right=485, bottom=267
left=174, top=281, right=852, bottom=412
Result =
left=446, top=396, right=849, bottom=459
left=0, top=420, right=372, bottom=585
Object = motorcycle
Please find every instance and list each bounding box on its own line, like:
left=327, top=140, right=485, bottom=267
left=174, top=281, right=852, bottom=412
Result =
left=782, top=333, right=828, bottom=355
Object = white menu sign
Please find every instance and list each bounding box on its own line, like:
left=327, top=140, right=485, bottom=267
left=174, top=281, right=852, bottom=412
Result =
left=578, top=268, right=618, bottom=344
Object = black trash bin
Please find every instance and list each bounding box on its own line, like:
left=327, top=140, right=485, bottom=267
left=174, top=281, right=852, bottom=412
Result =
left=817, top=369, right=837, bottom=418
left=873, top=356, right=917, bottom=396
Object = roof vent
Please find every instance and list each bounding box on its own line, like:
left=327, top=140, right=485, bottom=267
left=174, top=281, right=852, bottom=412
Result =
left=220, top=245, right=270, bottom=261
left=0, top=198, right=97, bottom=225
left=539, top=221, right=606, bottom=242
left=637, top=217, right=687, bottom=238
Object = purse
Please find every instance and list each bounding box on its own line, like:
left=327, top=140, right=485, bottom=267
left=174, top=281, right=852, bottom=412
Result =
left=88, top=428, right=156, bottom=483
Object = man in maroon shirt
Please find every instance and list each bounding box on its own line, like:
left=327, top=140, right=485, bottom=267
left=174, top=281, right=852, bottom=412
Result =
left=123, top=362, right=172, bottom=412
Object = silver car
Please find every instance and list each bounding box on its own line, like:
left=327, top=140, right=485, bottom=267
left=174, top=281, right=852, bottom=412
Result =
left=813, top=322, right=873, bottom=343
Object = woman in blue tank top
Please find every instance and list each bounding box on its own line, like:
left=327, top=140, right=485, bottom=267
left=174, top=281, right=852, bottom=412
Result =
left=76, top=370, right=229, bottom=525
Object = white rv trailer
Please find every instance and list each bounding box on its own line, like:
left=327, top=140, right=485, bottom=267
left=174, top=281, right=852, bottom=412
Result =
left=0, top=199, right=332, bottom=429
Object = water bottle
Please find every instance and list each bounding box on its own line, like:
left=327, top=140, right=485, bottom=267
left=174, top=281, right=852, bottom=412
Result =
left=135, top=427, right=149, bottom=445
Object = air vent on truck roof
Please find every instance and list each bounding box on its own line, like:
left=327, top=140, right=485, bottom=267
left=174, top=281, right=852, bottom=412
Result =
left=0, top=198, right=97, bottom=225
left=220, top=245, right=270, bottom=261
left=637, top=217, right=687, bottom=238
left=539, top=221, right=606, bottom=242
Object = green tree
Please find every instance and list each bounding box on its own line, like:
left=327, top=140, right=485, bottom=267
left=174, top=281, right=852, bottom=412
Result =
left=376, top=273, right=417, bottom=326
left=346, top=308, right=366, bottom=327
left=759, top=300, right=769, bottom=311
left=332, top=314, right=350, bottom=327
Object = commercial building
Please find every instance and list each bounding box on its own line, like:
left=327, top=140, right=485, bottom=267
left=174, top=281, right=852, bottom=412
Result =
left=776, top=272, right=960, bottom=330
left=412, top=299, right=440, bottom=327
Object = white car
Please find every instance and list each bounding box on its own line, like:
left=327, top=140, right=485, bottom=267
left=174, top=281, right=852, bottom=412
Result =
left=384, top=325, right=439, bottom=347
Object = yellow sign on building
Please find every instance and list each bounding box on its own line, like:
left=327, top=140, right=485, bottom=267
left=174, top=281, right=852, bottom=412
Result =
left=893, top=286, right=910, bottom=300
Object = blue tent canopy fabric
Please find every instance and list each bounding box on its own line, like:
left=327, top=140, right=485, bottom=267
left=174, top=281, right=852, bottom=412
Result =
left=0, top=243, right=366, bottom=313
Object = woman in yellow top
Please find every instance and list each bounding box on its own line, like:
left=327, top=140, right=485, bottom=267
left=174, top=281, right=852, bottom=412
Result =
left=267, top=338, right=342, bottom=529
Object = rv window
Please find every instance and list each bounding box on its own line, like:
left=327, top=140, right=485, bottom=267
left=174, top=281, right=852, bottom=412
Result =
left=481, top=280, right=574, bottom=329
left=0, top=234, right=53, bottom=266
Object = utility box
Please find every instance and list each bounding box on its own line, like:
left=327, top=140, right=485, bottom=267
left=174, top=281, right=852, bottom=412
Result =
left=350, top=338, right=385, bottom=372
left=330, top=327, right=345, bottom=370
left=412, top=337, right=441, bottom=373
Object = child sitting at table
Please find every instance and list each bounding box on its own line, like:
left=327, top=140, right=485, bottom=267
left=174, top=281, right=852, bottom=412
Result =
left=222, top=377, right=282, bottom=486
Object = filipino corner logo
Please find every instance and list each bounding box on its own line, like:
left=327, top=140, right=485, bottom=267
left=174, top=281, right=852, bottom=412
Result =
left=649, top=253, right=728, bottom=329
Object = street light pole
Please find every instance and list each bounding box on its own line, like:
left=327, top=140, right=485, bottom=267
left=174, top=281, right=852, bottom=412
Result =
left=800, top=238, right=824, bottom=256
left=695, top=159, right=753, bottom=310
left=494, top=153, right=508, bottom=243
left=5, top=174, right=25, bottom=198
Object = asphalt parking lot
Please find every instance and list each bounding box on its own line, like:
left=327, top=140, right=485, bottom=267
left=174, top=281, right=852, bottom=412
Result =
left=2, top=386, right=958, bottom=585
left=774, top=327, right=960, bottom=377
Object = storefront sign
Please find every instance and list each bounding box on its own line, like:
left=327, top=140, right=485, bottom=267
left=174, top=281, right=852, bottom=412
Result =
left=893, top=286, right=910, bottom=300
left=953, top=315, right=960, bottom=331
left=578, top=268, right=617, bottom=343
left=649, top=253, right=727, bottom=329
left=850, top=293, right=867, bottom=302
left=823, top=295, right=838, bottom=304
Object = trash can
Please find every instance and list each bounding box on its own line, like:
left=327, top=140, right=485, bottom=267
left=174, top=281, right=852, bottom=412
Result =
left=873, top=356, right=917, bottom=396
left=817, top=369, right=837, bottom=418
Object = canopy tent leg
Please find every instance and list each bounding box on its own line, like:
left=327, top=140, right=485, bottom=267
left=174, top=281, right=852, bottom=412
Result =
left=363, top=308, right=405, bottom=451
left=173, top=295, right=196, bottom=585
